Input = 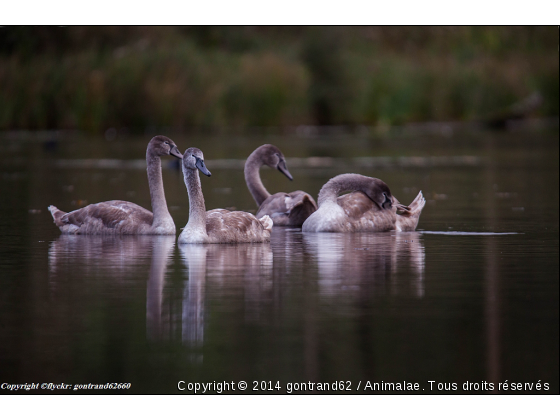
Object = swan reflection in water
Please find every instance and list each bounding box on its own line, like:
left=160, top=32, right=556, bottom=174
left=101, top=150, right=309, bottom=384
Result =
left=179, top=242, right=273, bottom=350
left=303, top=231, right=425, bottom=299
left=145, top=236, right=175, bottom=341
left=48, top=234, right=273, bottom=356
left=48, top=234, right=175, bottom=340
left=48, top=234, right=169, bottom=282
left=48, top=229, right=423, bottom=370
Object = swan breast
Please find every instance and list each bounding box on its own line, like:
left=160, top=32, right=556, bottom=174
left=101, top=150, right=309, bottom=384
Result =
left=302, top=201, right=348, bottom=232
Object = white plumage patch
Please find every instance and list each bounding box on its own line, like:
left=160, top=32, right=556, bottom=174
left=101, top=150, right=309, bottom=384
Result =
left=259, top=215, right=273, bottom=231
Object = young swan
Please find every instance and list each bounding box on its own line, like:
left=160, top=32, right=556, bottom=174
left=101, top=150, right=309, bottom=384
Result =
left=179, top=147, right=273, bottom=244
left=302, top=173, right=426, bottom=233
left=48, top=135, right=183, bottom=235
left=245, top=144, right=317, bottom=226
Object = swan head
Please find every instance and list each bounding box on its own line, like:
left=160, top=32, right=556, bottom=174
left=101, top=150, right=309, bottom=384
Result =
left=258, top=144, right=293, bottom=181
left=183, top=147, right=211, bottom=177
left=363, top=179, right=393, bottom=210
left=149, top=135, right=183, bottom=159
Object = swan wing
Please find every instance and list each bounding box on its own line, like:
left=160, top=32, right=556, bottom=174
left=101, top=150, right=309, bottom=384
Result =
left=61, top=200, right=153, bottom=231
left=336, top=192, right=396, bottom=232
left=337, top=191, right=380, bottom=219
left=206, top=209, right=271, bottom=243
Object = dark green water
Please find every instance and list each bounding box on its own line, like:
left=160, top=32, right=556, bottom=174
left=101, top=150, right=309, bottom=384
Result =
left=0, top=125, right=558, bottom=394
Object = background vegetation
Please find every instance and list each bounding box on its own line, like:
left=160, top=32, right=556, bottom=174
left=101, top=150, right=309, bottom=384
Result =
left=0, top=26, right=557, bottom=132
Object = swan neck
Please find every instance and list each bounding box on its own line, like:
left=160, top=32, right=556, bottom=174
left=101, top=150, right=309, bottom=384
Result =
left=317, top=174, right=368, bottom=206
left=244, top=149, right=270, bottom=206
left=184, top=168, right=207, bottom=234
left=317, top=185, right=339, bottom=206
left=146, top=152, right=172, bottom=227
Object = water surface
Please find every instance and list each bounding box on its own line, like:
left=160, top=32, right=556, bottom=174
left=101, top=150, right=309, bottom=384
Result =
left=0, top=126, right=558, bottom=394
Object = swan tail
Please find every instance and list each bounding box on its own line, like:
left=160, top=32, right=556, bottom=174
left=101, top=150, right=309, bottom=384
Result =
left=396, top=191, right=426, bottom=231
left=259, top=215, right=273, bottom=232
left=48, top=205, right=67, bottom=227
left=407, top=191, right=426, bottom=215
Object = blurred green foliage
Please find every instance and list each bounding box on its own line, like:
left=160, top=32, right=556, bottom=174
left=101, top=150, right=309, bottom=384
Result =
left=0, top=26, right=557, bottom=132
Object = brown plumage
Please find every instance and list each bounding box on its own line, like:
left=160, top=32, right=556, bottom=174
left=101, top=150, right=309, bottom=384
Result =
left=302, top=173, right=425, bottom=233
left=48, top=135, right=183, bottom=235
left=178, top=148, right=273, bottom=244
left=245, top=144, right=317, bottom=226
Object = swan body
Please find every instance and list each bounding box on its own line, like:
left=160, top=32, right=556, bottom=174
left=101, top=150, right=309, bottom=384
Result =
left=302, top=173, right=425, bottom=233
left=48, top=135, right=183, bottom=235
left=179, top=148, right=273, bottom=244
left=245, top=144, right=317, bottom=226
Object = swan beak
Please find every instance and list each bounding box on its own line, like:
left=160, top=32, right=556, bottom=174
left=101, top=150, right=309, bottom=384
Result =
left=277, top=160, right=293, bottom=181
left=170, top=146, right=183, bottom=159
left=195, top=157, right=212, bottom=177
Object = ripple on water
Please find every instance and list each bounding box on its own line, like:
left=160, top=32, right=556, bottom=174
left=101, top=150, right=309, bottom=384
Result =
left=419, top=231, right=520, bottom=236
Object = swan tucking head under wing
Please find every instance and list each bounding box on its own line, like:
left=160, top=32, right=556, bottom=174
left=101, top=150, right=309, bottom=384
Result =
left=302, top=173, right=425, bottom=233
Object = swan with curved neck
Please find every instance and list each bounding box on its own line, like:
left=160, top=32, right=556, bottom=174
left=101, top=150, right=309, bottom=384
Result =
left=244, top=144, right=317, bottom=226
left=179, top=147, right=273, bottom=244
left=48, top=135, right=183, bottom=235
left=302, top=173, right=425, bottom=233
